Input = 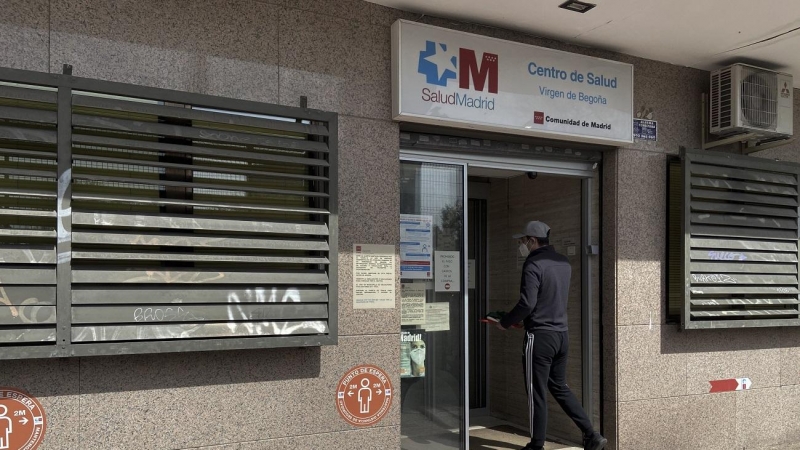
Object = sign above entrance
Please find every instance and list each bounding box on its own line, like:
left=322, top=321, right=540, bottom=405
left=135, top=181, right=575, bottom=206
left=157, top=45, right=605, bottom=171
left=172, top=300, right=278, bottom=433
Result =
left=392, top=20, right=634, bottom=145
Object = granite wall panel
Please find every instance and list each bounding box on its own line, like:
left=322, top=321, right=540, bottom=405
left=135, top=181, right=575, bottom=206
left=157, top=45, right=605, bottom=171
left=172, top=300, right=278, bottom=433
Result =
left=0, top=0, right=795, bottom=448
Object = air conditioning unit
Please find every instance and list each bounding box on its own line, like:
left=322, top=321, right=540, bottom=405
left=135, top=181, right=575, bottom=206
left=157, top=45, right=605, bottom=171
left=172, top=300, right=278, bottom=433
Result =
left=709, top=63, right=793, bottom=138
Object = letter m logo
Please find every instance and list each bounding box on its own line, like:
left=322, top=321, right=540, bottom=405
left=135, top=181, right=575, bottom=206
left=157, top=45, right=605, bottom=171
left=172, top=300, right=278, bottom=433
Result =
left=458, top=49, right=498, bottom=94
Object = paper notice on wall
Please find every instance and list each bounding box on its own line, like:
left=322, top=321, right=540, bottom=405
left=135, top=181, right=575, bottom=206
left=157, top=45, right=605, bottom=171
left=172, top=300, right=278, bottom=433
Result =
left=435, top=251, right=460, bottom=292
left=401, top=283, right=426, bottom=325
left=353, top=244, right=396, bottom=309
left=425, top=303, right=450, bottom=331
left=400, top=214, right=433, bottom=279
left=468, top=259, right=476, bottom=289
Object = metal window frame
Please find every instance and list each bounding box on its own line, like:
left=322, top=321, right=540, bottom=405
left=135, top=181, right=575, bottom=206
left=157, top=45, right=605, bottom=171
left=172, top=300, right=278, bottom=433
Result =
left=0, top=67, right=338, bottom=359
left=675, top=149, right=800, bottom=330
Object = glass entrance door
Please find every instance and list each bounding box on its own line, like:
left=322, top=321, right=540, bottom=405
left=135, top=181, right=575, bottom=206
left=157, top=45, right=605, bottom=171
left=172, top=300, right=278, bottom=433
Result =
left=400, top=160, right=466, bottom=450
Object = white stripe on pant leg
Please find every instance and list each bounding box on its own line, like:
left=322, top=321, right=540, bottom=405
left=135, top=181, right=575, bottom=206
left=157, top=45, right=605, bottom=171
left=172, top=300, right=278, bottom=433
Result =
left=526, top=332, right=535, bottom=439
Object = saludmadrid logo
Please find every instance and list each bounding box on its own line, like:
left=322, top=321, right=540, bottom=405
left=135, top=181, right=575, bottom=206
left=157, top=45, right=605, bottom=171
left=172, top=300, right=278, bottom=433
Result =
left=418, top=40, right=498, bottom=110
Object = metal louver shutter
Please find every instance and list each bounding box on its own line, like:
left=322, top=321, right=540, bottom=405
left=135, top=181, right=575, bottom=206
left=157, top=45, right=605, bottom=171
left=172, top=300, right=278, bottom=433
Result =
left=0, top=83, right=59, bottom=357
left=0, top=68, right=337, bottom=359
left=669, top=150, right=800, bottom=329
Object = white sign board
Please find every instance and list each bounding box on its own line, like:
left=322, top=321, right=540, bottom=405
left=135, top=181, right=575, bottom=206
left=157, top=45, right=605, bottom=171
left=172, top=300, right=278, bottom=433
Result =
left=392, top=20, right=634, bottom=145
left=400, top=282, right=427, bottom=326
left=425, top=303, right=450, bottom=332
left=353, top=244, right=396, bottom=309
left=400, top=214, right=433, bottom=279
left=435, top=251, right=460, bottom=292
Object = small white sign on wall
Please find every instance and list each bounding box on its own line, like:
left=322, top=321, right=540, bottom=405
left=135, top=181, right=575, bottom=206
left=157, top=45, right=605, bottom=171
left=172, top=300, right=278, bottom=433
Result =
left=435, top=251, right=460, bottom=292
left=353, top=244, right=396, bottom=309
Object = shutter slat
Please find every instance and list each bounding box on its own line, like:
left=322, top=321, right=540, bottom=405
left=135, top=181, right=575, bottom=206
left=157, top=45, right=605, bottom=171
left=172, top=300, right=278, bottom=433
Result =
left=72, top=212, right=328, bottom=235
left=690, top=262, right=797, bottom=274
left=690, top=286, right=799, bottom=295
left=691, top=310, right=799, bottom=318
left=0, top=286, right=55, bottom=305
left=0, top=125, right=57, bottom=144
left=690, top=250, right=797, bottom=263
left=691, top=224, right=797, bottom=240
left=72, top=269, right=330, bottom=285
left=72, top=251, right=329, bottom=264
left=690, top=201, right=797, bottom=218
left=0, top=307, right=56, bottom=324
left=691, top=298, right=800, bottom=306
left=0, top=267, right=56, bottom=284
left=689, top=273, right=797, bottom=285
left=691, top=176, right=798, bottom=196
left=0, top=246, right=56, bottom=264
left=690, top=213, right=797, bottom=230
left=689, top=238, right=797, bottom=252
left=691, top=162, right=797, bottom=185
left=72, top=320, right=328, bottom=342
left=72, top=114, right=328, bottom=153
left=72, top=287, right=328, bottom=305
left=72, top=193, right=328, bottom=215
left=73, top=173, right=328, bottom=199
left=71, top=304, right=328, bottom=324
left=72, top=231, right=329, bottom=251
left=691, top=188, right=798, bottom=207
left=73, top=134, right=329, bottom=168
left=0, top=105, right=58, bottom=124
left=73, top=153, right=328, bottom=182
left=0, top=328, right=56, bottom=343
left=72, top=94, right=329, bottom=137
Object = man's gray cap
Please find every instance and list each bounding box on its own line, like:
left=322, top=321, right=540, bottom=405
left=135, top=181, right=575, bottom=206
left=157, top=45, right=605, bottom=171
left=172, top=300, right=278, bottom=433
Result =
left=512, top=221, right=551, bottom=239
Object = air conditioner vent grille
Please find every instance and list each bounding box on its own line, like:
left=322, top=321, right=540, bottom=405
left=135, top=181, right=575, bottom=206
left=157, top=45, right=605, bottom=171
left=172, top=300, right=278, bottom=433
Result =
left=711, top=73, right=720, bottom=129
left=741, top=67, right=778, bottom=130
left=719, top=69, right=732, bottom=129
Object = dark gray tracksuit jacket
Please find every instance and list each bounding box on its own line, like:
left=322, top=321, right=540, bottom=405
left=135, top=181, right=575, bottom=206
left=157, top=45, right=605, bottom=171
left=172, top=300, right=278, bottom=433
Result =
left=499, top=245, right=571, bottom=332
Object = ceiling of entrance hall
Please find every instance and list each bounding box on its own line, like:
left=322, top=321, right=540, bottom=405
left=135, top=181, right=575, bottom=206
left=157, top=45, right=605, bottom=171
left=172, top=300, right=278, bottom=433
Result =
left=368, top=0, right=800, bottom=87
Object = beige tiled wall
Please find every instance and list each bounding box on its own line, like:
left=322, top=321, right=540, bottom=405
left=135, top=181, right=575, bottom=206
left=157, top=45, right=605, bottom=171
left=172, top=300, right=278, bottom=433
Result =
left=2, top=0, right=799, bottom=448
left=607, top=142, right=800, bottom=449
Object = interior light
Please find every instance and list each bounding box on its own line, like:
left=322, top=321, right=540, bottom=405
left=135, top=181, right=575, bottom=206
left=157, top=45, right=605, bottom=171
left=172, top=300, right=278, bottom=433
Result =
left=558, top=0, right=597, bottom=13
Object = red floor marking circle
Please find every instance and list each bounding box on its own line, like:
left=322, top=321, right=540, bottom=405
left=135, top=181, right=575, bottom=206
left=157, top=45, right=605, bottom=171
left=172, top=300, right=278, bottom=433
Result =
left=336, top=365, right=393, bottom=427
left=0, top=387, right=46, bottom=450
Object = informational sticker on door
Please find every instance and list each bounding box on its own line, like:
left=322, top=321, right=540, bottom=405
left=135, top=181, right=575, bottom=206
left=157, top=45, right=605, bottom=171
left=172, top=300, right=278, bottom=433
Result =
left=336, top=365, right=394, bottom=427
left=425, top=302, right=450, bottom=331
left=468, top=259, right=476, bottom=289
left=0, top=387, right=47, bottom=450
left=562, top=238, right=578, bottom=256
left=435, top=251, right=460, bottom=292
left=400, top=330, right=427, bottom=378
left=400, top=214, right=433, bottom=279
left=400, top=283, right=426, bottom=325
left=353, top=244, right=396, bottom=309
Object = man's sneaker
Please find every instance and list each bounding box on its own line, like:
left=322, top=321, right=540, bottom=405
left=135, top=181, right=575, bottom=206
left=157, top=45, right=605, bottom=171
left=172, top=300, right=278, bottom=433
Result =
left=521, top=445, right=543, bottom=450
left=583, top=431, right=607, bottom=450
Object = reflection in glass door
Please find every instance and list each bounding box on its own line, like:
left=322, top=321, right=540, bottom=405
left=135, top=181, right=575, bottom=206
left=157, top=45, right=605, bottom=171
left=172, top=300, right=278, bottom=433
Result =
left=400, top=160, right=466, bottom=450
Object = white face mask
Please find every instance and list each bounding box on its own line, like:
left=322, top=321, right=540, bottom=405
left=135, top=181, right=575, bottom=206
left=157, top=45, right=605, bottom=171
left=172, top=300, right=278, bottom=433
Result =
left=410, top=346, right=426, bottom=366
left=518, top=242, right=530, bottom=257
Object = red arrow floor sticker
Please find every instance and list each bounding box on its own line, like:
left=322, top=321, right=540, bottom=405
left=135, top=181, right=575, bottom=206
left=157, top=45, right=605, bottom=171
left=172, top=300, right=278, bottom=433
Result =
left=709, top=377, right=751, bottom=393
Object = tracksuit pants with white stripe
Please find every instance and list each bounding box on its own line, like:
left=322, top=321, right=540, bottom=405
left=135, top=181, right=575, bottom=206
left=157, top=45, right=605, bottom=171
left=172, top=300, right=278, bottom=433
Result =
left=523, top=329, right=594, bottom=448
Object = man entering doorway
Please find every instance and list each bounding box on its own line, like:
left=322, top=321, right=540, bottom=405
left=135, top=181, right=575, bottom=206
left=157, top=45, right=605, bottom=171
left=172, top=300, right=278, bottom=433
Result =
left=496, top=221, right=607, bottom=450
